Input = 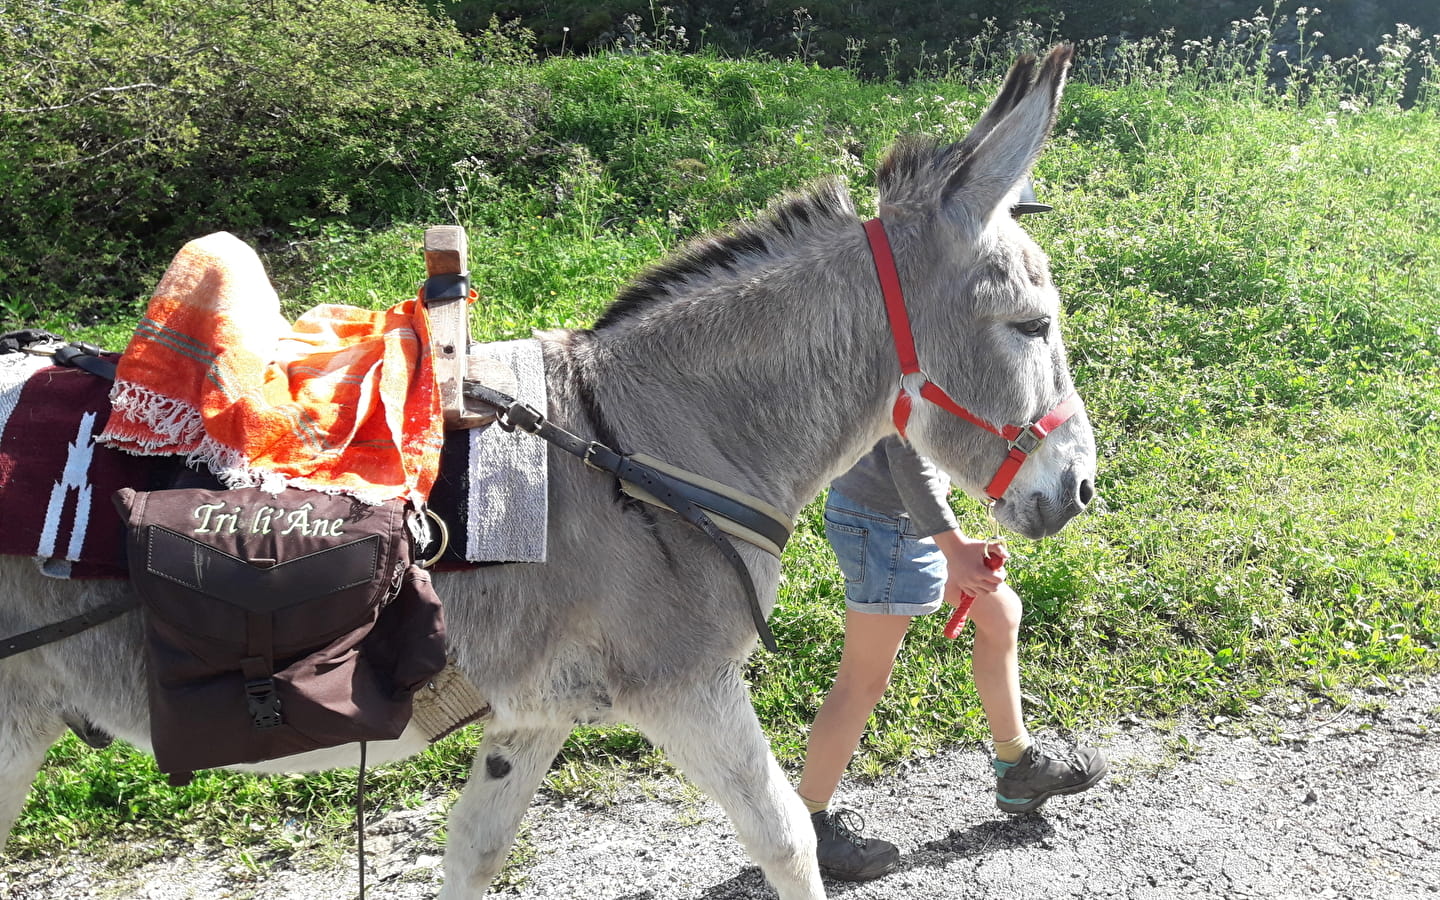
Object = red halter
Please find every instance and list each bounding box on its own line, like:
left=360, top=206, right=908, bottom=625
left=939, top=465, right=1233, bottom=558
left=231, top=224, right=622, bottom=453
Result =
left=863, top=217, right=1084, bottom=501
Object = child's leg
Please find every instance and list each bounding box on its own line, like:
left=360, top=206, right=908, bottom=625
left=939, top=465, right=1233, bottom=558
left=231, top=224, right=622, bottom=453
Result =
left=796, top=610, right=912, bottom=806
left=967, top=584, right=1108, bottom=813
left=965, top=582, right=1025, bottom=745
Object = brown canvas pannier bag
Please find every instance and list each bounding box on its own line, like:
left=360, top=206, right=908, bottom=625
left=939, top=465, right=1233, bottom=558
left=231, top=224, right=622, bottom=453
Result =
left=112, top=485, right=447, bottom=779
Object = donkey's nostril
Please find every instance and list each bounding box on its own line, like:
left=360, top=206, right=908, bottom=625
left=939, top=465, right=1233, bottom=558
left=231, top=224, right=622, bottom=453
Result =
left=1076, top=477, right=1095, bottom=509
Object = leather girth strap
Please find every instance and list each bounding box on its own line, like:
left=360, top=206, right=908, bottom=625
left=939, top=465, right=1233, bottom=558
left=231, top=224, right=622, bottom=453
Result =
left=0, top=596, right=137, bottom=661
left=462, top=381, right=784, bottom=653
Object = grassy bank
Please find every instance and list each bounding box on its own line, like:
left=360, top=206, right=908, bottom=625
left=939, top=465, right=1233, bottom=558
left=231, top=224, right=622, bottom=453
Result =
left=10, top=11, right=1439, bottom=872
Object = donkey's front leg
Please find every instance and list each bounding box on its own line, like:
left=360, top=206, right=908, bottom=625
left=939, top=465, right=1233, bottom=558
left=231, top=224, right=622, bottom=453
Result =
left=633, top=671, right=827, bottom=900
left=0, top=709, right=66, bottom=850
left=436, top=719, right=571, bottom=899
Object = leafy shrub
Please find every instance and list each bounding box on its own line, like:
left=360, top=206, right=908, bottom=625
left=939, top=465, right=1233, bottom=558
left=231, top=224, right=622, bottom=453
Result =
left=0, top=1, right=549, bottom=321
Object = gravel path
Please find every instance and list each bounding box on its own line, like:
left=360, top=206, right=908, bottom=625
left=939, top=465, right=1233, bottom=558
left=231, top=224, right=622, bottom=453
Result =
left=3, top=674, right=1437, bottom=899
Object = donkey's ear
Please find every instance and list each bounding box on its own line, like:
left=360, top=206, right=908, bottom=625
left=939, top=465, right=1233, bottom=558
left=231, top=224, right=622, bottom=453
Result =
left=939, top=44, right=1073, bottom=229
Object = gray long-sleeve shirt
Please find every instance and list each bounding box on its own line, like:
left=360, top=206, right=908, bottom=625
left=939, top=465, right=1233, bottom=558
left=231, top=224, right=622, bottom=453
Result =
left=828, top=436, right=959, bottom=538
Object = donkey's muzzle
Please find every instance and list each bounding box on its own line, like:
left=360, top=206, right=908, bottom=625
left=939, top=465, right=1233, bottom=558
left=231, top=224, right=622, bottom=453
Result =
left=1003, top=469, right=1093, bottom=539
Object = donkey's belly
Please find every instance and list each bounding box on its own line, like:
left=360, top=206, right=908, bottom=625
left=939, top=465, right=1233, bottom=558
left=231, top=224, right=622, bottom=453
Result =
left=230, top=723, right=435, bottom=774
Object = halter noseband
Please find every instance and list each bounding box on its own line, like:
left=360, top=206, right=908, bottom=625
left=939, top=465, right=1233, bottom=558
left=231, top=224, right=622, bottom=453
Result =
left=862, top=217, right=1083, bottom=502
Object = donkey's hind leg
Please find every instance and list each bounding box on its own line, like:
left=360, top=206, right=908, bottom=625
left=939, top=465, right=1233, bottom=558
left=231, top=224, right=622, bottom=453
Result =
left=0, top=708, right=66, bottom=850
left=632, top=670, right=826, bottom=900
left=436, top=718, right=571, bottom=900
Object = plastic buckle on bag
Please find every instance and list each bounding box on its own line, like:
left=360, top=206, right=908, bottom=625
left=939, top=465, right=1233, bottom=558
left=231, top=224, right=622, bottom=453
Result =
left=245, top=678, right=284, bottom=729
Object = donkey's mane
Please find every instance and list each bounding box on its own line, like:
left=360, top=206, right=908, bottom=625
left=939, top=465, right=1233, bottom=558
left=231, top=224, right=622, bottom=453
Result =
left=589, top=176, right=856, bottom=331
left=875, top=134, right=975, bottom=209
left=878, top=135, right=951, bottom=192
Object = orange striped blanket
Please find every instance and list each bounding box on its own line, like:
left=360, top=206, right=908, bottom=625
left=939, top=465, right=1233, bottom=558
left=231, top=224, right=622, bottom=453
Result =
left=98, top=232, right=443, bottom=503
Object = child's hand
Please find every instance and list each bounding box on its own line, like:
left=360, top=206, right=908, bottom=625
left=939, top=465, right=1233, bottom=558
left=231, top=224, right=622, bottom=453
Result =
left=932, top=532, right=1009, bottom=638
left=936, top=533, right=1006, bottom=602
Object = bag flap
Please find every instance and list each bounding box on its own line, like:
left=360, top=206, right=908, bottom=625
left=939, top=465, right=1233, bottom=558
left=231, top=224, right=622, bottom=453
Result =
left=117, top=485, right=408, bottom=648
left=143, top=526, right=381, bottom=612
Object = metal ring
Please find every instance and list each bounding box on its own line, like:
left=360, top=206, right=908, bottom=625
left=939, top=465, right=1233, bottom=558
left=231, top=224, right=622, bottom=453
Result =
left=899, top=370, right=929, bottom=397
left=420, top=508, right=450, bottom=569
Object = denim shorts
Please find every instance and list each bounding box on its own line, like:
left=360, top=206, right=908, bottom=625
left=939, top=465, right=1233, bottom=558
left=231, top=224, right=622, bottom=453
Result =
left=822, top=489, right=945, bottom=617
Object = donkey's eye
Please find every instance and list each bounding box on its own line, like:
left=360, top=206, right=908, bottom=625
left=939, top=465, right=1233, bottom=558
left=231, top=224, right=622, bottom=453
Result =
left=1015, top=316, right=1051, bottom=337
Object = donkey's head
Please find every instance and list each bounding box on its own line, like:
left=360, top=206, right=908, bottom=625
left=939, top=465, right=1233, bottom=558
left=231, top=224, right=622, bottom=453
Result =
left=873, top=46, right=1094, bottom=539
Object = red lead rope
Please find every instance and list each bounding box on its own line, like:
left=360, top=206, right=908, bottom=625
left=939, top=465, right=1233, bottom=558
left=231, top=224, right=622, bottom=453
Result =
left=943, top=543, right=1009, bottom=638
left=862, top=217, right=1083, bottom=501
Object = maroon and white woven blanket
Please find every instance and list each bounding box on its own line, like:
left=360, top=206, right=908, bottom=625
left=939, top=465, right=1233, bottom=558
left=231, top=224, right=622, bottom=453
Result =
left=0, top=354, right=164, bottom=577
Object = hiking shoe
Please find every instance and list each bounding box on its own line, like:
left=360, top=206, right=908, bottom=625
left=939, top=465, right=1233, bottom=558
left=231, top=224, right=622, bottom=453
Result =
left=993, top=743, right=1108, bottom=814
left=810, top=807, right=899, bottom=882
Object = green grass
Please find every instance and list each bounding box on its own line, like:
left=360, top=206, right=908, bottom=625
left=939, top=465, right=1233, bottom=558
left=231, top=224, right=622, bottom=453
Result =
left=9, top=5, right=1440, bottom=871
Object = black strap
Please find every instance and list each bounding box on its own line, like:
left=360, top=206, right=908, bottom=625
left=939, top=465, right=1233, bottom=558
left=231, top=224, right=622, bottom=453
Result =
left=612, top=454, right=777, bottom=652
left=0, top=329, right=64, bottom=354
left=0, top=333, right=121, bottom=380
left=356, top=740, right=368, bottom=900
left=624, top=455, right=791, bottom=555
left=52, top=343, right=119, bottom=380
left=463, top=383, right=791, bottom=552
left=0, top=596, right=138, bottom=661
left=464, top=382, right=779, bottom=652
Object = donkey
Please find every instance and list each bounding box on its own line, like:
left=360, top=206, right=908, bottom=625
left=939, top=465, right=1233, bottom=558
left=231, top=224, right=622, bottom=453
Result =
left=0, top=46, right=1087, bottom=899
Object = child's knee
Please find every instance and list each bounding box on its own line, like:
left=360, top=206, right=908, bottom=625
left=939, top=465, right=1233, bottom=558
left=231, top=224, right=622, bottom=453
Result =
left=971, top=584, right=1022, bottom=637
left=833, top=666, right=894, bottom=705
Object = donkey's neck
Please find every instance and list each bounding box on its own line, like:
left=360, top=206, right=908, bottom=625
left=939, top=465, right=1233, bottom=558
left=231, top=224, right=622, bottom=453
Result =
left=573, top=221, right=899, bottom=517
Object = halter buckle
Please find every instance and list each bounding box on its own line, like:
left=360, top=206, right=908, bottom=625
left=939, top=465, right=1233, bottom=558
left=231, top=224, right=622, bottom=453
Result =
left=1010, top=425, right=1046, bottom=456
